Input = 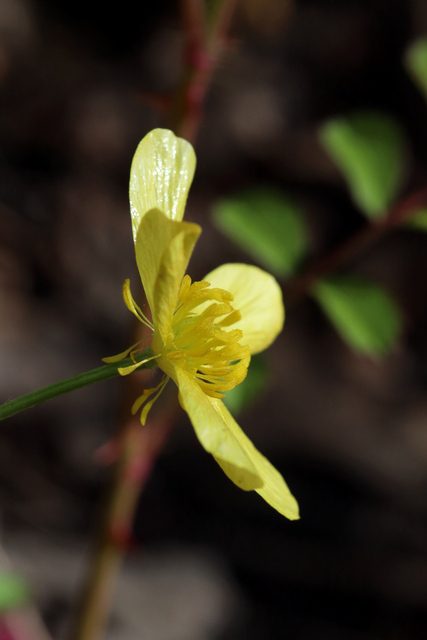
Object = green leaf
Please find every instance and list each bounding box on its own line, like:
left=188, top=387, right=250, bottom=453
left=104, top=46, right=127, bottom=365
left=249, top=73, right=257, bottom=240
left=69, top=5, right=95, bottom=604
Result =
left=405, top=208, right=427, bottom=231
left=312, top=275, right=402, bottom=356
left=213, top=188, right=308, bottom=277
left=0, top=573, right=31, bottom=612
left=224, top=355, right=269, bottom=415
left=405, top=37, right=427, bottom=101
left=319, top=111, right=406, bottom=219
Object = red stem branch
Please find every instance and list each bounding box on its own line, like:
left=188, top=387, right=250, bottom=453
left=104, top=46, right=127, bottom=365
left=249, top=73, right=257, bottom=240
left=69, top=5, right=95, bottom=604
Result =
left=170, top=0, right=238, bottom=144
left=284, top=187, right=427, bottom=306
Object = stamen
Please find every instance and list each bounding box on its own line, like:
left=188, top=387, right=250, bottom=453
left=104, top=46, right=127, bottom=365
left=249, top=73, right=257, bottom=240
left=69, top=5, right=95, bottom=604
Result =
left=178, top=274, right=192, bottom=300
left=131, top=386, right=160, bottom=415
left=217, top=309, right=242, bottom=327
left=102, top=337, right=148, bottom=364
left=139, top=376, right=169, bottom=425
left=131, top=375, right=169, bottom=425
left=165, top=276, right=250, bottom=399
left=118, top=353, right=159, bottom=376
left=118, top=272, right=249, bottom=413
left=173, top=280, right=232, bottom=322
left=122, top=279, right=154, bottom=330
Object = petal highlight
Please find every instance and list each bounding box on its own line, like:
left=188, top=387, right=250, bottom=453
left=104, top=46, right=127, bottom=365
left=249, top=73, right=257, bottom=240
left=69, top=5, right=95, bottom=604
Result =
left=204, top=263, right=285, bottom=355
left=129, top=129, right=196, bottom=240
left=135, top=209, right=201, bottom=340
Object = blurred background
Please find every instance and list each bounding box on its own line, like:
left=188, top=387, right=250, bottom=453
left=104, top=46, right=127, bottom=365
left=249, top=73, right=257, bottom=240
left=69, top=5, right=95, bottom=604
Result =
left=1, top=0, right=427, bottom=638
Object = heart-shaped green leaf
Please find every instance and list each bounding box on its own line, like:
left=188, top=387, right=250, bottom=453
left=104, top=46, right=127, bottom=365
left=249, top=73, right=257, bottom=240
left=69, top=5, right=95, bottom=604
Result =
left=406, top=208, right=427, bottom=231
left=312, top=275, right=402, bottom=356
left=405, top=37, right=427, bottom=101
left=319, top=111, right=406, bottom=219
left=213, top=188, right=308, bottom=277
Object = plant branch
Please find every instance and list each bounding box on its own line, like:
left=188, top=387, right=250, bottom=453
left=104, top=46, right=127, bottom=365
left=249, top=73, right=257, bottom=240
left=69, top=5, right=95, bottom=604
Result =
left=0, top=349, right=155, bottom=422
left=169, top=0, right=238, bottom=143
left=69, top=401, right=177, bottom=640
left=284, top=187, right=427, bottom=306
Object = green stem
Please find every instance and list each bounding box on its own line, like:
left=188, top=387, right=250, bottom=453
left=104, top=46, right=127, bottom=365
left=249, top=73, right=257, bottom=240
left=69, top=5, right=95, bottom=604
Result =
left=0, top=349, right=156, bottom=422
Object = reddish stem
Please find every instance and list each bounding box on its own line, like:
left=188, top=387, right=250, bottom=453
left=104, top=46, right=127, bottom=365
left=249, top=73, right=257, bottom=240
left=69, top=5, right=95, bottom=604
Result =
left=284, top=187, right=427, bottom=306
left=69, top=403, right=177, bottom=640
left=170, top=0, right=238, bottom=144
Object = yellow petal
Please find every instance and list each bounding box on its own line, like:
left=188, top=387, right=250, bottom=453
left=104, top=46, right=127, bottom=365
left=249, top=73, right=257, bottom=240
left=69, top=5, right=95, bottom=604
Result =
left=175, top=368, right=299, bottom=518
left=211, top=398, right=299, bottom=519
left=203, top=263, right=285, bottom=355
left=135, top=209, right=201, bottom=339
left=174, top=368, right=263, bottom=491
left=129, top=129, right=196, bottom=240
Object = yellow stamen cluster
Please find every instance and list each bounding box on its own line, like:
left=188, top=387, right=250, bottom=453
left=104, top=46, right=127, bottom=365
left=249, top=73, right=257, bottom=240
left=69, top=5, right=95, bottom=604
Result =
left=104, top=275, right=250, bottom=424
left=156, top=275, right=250, bottom=399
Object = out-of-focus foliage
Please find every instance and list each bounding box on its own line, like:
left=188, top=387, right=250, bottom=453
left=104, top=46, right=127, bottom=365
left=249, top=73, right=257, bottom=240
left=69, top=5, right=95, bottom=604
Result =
left=213, top=188, right=308, bottom=277
left=223, top=355, right=269, bottom=416
left=319, top=112, right=406, bottom=219
left=0, top=573, right=31, bottom=612
left=406, top=208, right=427, bottom=231
left=312, top=275, right=402, bottom=356
left=405, top=37, right=427, bottom=101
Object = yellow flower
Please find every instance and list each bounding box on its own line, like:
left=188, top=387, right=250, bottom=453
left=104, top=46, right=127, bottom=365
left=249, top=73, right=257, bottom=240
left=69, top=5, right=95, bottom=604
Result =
left=104, top=129, right=299, bottom=520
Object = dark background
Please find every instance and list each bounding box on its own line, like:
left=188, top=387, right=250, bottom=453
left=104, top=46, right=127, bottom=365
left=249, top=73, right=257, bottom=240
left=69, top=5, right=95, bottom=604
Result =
left=1, top=1, right=427, bottom=638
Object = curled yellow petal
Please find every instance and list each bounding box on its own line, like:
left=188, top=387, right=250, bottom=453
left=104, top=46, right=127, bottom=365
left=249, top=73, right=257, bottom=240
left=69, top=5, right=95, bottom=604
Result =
left=135, top=209, right=201, bottom=340
left=211, top=398, right=300, bottom=520
left=175, top=367, right=299, bottom=518
left=203, top=263, right=285, bottom=355
left=174, top=368, right=262, bottom=491
left=129, top=129, right=196, bottom=241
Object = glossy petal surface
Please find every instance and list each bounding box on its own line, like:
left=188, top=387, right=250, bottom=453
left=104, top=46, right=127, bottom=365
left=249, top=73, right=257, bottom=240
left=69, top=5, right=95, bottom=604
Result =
left=203, top=263, right=285, bottom=354
left=129, top=129, right=196, bottom=240
left=135, top=209, right=201, bottom=340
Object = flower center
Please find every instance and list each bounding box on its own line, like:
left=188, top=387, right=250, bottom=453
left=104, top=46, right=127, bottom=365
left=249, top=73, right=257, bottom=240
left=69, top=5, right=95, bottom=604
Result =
left=154, top=275, right=250, bottom=399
